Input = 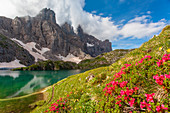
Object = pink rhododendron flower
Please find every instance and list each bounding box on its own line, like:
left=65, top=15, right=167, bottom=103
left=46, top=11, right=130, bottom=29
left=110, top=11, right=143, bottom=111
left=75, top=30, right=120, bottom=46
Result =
left=119, top=81, right=128, bottom=88
left=139, top=59, right=143, bottom=63
left=120, top=90, right=125, bottom=96
left=49, top=106, right=56, bottom=111
left=156, top=106, right=161, bottom=112
left=161, top=104, right=168, bottom=110
left=124, top=96, right=128, bottom=100
left=165, top=73, right=170, bottom=79
left=144, top=55, right=151, bottom=59
left=145, top=93, right=154, bottom=102
left=133, top=87, right=139, bottom=91
left=156, top=104, right=168, bottom=112
left=129, top=98, right=135, bottom=107
left=157, top=61, right=161, bottom=67
left=140, top=101, right=151, bottom=111
left=157, top=54, right=170, bottom=67
left=110, top=81, right=118, bottom=86
left=116, top=100, right=122, bottom=107
left=124, top=64, right=131, bottom=68
left=140, top=101, right=146, bottom=109
left=153, top=74, right=165, bottom=85
left=51, top=103, right=58, bottom=106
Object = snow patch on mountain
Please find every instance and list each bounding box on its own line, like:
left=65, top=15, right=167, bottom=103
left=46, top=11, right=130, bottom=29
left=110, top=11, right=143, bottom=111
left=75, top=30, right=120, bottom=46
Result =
left=57, top=54, right=82, bottom=64
left=12, top=38, right=50, bottom=62
left=0, top=59, right=26, bottom=68
left=87, top=43, right=94, bottom=47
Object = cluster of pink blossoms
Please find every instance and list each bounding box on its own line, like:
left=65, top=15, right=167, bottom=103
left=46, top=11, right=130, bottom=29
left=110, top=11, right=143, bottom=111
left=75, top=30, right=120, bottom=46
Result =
left=103, top=54, right=169, bottom=112
left=153, top=73, right=170, bottom=85
left=157, top=54, right=170, bottom=67
left=156, top=104, right=168, bottom=112
left=145, top=93, right=155, bottom=102
left=45, top=98, right=66, bottom=113
left=113, top=64, right=131, bottom=80
left=104, top=81, right=129, bottom=95
left=140, top=101, right=152, bottom=111
left=103, top=78, right=139, bottom=107
left=136, top=55, right=152, bottom=65
left=118, top=87, right=139, bottom=107
left=140, top=93, right=155, bottom=110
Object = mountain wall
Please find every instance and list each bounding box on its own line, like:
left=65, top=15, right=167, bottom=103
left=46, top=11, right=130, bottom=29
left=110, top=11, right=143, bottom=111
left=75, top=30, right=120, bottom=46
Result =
left=0, top=8, right=112, bottom=66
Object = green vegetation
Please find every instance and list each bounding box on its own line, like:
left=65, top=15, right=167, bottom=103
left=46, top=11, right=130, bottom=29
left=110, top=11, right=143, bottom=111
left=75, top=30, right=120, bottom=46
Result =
left=0, top=25, right=169, bottom=113
left=12, top=60, right=78, bottom=71
left=0, top=92, right=43, bottom=113
left=13, top=49, right=131, bottom=71
left=78, top=49, right=133, bottom=69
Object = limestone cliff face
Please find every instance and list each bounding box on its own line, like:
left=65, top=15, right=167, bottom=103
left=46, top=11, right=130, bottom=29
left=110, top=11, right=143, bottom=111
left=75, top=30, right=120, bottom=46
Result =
left=0, top=8, right=112, bottom=64
left=77, top=25, right=112, bottom=57
left=0, top=34, right=35, bottom=66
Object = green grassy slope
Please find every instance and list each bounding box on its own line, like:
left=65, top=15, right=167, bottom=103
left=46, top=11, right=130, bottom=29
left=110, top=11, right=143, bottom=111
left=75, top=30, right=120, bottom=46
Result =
left=31, top=26, right=169, bottom=112
left=0, top=92, right=43, bottom=113
left=78, top=49, right=133, bottom=69
left=0, top=25, right=169, bottom=113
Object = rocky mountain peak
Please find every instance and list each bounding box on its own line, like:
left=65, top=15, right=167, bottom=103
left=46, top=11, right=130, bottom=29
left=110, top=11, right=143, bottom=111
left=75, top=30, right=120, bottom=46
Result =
left=61, top=22, right=75, bottom=35
left=0, top=8, right=112, bottom=65
left=77, top=25, right=84, bottom=37
left=36, top=8, right=56, bottom=23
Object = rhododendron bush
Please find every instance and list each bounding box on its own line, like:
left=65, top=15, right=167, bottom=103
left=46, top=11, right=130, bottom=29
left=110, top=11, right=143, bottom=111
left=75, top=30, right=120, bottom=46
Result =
left=45, top=54, right=169, bottom=113
left=102, top=54, right=169, bottom=112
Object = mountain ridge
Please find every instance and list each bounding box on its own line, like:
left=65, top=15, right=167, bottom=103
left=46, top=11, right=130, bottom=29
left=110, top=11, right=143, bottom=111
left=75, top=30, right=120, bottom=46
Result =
left=12, top=49, right=133, bottom=71
left=0, top=8, right=112, bottom=66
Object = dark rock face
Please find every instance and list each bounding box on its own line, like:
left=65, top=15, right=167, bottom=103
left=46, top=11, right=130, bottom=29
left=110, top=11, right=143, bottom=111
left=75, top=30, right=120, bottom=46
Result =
left=0, top=34, right=35, bottom=66
left=0, top=8, right=112, bottom=63
left=77, top=25, right=112, bottom=57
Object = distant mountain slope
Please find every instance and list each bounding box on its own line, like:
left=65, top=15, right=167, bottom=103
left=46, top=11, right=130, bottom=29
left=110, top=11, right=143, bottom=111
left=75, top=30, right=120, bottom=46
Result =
left=0, top=33, right=35, bottom=67
left=12, top=49, right=133, bottom=71
left=0, top=8, right=112, bottom=65
left=78, top=49, right=134, bottom=69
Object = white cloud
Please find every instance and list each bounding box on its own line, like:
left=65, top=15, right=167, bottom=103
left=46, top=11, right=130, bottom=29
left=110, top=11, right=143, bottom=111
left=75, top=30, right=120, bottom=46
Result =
left=0, top=0, right=167, bottom=42
left=99, top=13, right=104, bottom=16
left=91, top=11, right=97, bottom=14
left=147, top=11, right=151, bottom=14
left=118, top=15, right=166, bottom=39
left=119, top=19, right=126, bottom=23
left=128, top=15, right=151, bottom=23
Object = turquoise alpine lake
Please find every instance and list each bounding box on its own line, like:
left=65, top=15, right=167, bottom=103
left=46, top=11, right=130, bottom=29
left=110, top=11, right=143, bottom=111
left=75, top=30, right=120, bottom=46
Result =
left=0, top=70, right=86, bottom=99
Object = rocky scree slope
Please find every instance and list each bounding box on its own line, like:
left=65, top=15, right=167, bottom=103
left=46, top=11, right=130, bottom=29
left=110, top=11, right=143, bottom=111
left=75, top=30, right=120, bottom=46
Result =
left=12, top=49, right=133, bottom=71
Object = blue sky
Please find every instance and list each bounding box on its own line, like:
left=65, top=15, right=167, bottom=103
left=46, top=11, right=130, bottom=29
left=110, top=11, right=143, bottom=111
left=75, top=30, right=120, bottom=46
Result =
left=0, top=0, right=169, bottom=50
left=83, top=0, right=170, bottom=49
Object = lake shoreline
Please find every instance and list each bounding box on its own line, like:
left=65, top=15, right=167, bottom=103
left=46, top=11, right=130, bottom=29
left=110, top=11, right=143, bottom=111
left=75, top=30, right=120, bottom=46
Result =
left=0, top=69, right=86, bottom=99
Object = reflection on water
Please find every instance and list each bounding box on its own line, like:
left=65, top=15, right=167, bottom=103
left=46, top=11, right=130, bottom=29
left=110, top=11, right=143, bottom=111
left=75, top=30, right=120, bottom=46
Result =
left=0, top=70, right=20, bottom=78
left=0, top=70, right=85, bottom=99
